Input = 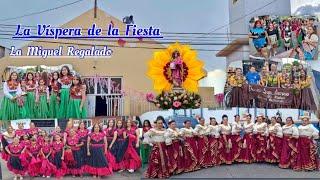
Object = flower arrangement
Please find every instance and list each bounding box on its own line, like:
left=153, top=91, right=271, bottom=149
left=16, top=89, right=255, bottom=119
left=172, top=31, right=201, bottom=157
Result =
left=146, top=91, right=201, bottom=110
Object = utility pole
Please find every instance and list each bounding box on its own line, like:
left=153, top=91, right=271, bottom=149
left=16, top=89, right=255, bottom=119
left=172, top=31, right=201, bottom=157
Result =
left=94, top=0, right=97, bottom=18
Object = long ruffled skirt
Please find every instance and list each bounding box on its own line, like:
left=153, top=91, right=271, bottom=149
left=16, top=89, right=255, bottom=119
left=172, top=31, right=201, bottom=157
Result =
left=86, top=146, right=113, bottom=176
left=57, top=88, right=70, bottom=118
left=183, top=137, right=199, bottom=172
left=254, top=134, right=267, bottom=162
left=239, top=133, right=256, bottom=163
left=294, top=137, right=318, bottom=171
left=279, top=136, right=298, bottom=169
left=49, top=93, right=59, bottom=118
left=145, top=142, right=170, bottom=179
left=66, top=98, right=87, bottom=119
left=167, top=140, right=184, bottom=174
left=219, top=135, right=233, bottom=165
left=266, top=134, right=282, bottom=163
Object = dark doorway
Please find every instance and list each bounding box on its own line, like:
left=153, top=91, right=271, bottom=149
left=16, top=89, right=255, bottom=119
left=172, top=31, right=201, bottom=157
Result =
left=95, top=96, right=107, bottom=116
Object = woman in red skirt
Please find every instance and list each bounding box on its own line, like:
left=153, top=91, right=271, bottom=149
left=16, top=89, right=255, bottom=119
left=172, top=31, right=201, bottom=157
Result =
left=144, top=116, right=170, bottom=178
left=180, top=120, right=199, bottom=172
left=219, top=115, right=233, bottom=165
left=239, top=113, right=255, bottom=163
left=194, top=118, right=210, bottom=168
left=164, top=120, right=184, bottom=175
left=295, top=116, right=319, bottom=171
left=279, top=117, right=299, bottom=169
left=207, top=117, right=221, bottom=166
left=266, top=117, right=283, bottom=163
left=231, top=115, right=243, bottom=162
left=253, top=114, right=268, bottom=162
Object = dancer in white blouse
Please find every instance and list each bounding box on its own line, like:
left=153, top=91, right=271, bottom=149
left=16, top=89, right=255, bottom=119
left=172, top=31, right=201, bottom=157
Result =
left=295, top=116, right=319, bottom=171
left=194, top=118, right=210, bottom=168
left=253, top=114, right=268, bottom=162
left=180, top=120, right=199, bottom=172
left=231, top=115, right=243, bottom=162
left=206, top=117, right=221, bottom=166
left=240, top=113, right=255, bottom=163
left=144, top=117, right=170, bottom=178
left=218, top=115, right=233, bottom=165
left=164, top=120, right=184, bottom=175
left=266, top=117, right=283, bottom=163
left=279, top=117, right=299, bottom=169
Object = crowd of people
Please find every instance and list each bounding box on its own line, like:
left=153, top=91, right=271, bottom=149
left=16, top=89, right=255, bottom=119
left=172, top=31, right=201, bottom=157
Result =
left=249, top=16, right=319, bottom=60
left=227, top=62, right=316, bottom=110
left=0, top=65, right=87, bottom=121
left=0, top=118, right=142, bottom=179
left=143, top=114, right=320, bottom=178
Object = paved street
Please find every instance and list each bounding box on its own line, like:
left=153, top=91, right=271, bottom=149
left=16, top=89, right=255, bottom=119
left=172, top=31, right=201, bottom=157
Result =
left=1, top=159, right=142, bottom=180
left=141, top=163, right=320, bottom=179
left=2, top=159, right=320, bottom=179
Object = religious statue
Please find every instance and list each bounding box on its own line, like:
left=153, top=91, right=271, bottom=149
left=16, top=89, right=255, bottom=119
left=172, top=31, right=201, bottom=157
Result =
left=170, top=50, right=184, bottom=87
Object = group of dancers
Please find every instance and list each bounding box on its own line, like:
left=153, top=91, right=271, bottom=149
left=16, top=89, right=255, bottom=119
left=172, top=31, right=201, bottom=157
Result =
left=143, top=114, right=320, bottom=178
left=0, top=119, right=142, bottom=179
left=0, top=65, right=87, bottom=121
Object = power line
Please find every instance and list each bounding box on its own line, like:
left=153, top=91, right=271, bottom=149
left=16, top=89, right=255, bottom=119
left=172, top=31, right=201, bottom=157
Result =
left=0, top=24, right=248, bottom=36
left=0, top=0, right=86, bottom=22
left=0, top=36, right=250, bottom=53
left=0, top=33, right=247, bottom=46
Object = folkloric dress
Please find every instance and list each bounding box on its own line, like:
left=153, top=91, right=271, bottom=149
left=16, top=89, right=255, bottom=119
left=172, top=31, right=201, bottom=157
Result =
left=67, top=85, right=87, bottom=119
left=164, top=128, right=184, bottom=174
left=240, top=122, right=256, bottom=163
left=206, top=124, right=221, bottom=166
left=35, top=85, right=50, bottom=118
left=279, top=124, right=299, bottom=169
left=194, top=124, right=211, bottom=168
left=77, top=129, right=89, bottom=166
left=28, top=127, right=40, bottom=138
left=231, top=121, right=243, bottom=162
left=85, top=132, right=113, bottom=176
left=266, top=123, right=283, bottom=163
left=15, top=129, right=27, bottom=139
left=25, top=80, right=37, bottom=118
left=253, top=122, right=268, bottom=162
left=140, top=127, right=152, bottom=168
left=295, top=124, right=319, bottom=171
left=112, top=128, right=127, bottom=171
left=39, top=142, right=56, bottom=177
left=57, top=75, right=73, bottom=118
left=6, top=143, right=26, bottom=176
left=0, top=80, right=23, bottom=120
left=27, top=143, right=41, bottom=177
left=49, top=80, right=60, bottom=118
left=50, top=141, right=67, bottom=178
left=219, top=124, right=233, bottom=165
left=180, top=127, right=199, bottom=172
left=144, top=128, right=170, bottom=178
left=66, top=135, right=84, bottom=176
left=123, top=127, right=142, bottom=171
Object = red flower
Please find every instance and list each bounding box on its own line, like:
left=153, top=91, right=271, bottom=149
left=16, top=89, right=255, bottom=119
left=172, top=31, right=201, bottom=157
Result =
left=173, top=101, right=182, bottom=108
left=146, top=92, right=155, bottom=102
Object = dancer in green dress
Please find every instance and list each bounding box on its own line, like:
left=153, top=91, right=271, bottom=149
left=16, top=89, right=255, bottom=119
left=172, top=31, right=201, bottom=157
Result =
left=66, top=75, right=87, bottom=119
left=57, top=66, right=73, bottom=119
left=25, top=72, right=37, bottom=118
left=140, top=119, right=152, bottom=168
left=35, top=79, right=50, bottom=118
left=49, top=72, right=60, bottom=118
left=0, top=72, right=23, bottom=121
left=18, top=79, right=28, bottom=119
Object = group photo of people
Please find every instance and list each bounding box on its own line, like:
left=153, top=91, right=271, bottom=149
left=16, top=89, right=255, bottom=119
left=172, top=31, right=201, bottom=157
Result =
left=0, top=65, right=87, bottom=121
left=226, top=61, right=317, bottom=110
left=0, top=117, right=142, bottom=179
left=249, top=15, right=319, bottom=61
left=143, top=114, right=320, bottom=178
